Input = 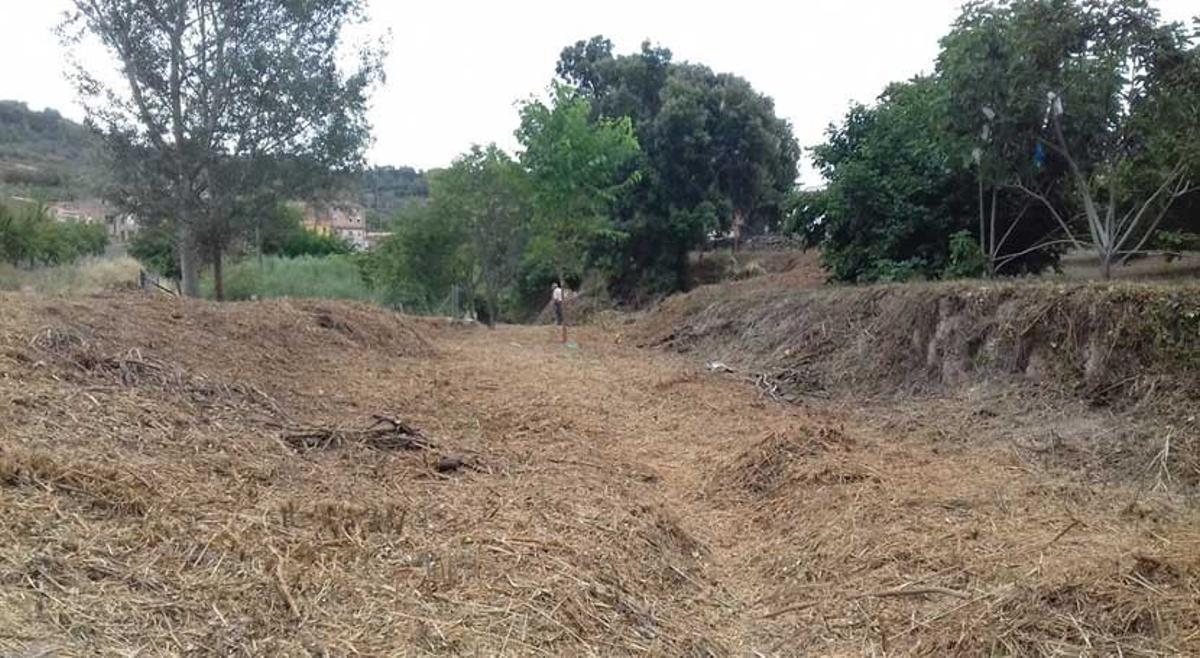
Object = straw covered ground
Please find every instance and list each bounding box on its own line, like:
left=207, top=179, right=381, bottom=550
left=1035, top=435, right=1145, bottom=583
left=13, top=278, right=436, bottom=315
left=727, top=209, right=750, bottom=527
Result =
left=1, top=291, right=1198, bottom=656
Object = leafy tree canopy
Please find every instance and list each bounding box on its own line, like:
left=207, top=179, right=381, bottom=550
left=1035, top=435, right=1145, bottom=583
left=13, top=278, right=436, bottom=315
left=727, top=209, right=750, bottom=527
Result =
left=516, top=83, right=641, bottom=286
left=556, top=37, right=799, bottom=295
left=810, top=0, right=1198, bottom=282
left=64, top=0, right=385, bottom=297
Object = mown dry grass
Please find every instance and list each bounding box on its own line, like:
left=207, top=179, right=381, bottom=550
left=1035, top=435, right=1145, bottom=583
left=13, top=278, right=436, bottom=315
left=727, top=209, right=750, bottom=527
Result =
left=1, top=291, right=1198, bottom=655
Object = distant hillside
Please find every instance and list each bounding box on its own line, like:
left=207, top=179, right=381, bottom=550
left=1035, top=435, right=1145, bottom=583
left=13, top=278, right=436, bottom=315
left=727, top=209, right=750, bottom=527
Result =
left=358, top=165, right=430, bottom=227
left=1, top=100, right=429, bottom=217
left=0, top=100, right=103, bottom=202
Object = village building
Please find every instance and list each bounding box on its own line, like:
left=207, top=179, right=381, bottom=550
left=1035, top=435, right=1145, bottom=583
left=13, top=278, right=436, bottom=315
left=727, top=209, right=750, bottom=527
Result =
left=45, top=199, right=140, bottom=243
left=294, top=201, right=369, bottom=250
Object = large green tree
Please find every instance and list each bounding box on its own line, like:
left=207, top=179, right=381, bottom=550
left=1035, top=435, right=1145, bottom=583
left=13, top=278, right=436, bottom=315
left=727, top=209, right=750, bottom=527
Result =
left=812, top=77, right=979, bottom=282
left=938, top=0, right=1199, bottom=278
left=360, top=201, right=469, bottom=313
left=556, top=37, right=799, bottom=295
left=63, top=0, right=383, bottom=298
left=433, top=145, right=531, bottom=326
left=516, top=83, right=641, bottom=288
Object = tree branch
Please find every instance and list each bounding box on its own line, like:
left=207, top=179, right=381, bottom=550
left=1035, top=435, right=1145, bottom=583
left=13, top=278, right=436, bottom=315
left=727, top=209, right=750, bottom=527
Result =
left=990, top=195, right=1033, bottom=259
left=1048, top=113, right=1105, bottom=250
left=1007, top=180, right=1083, bottom=249
left=995, top=238, right=1078, bottom=272
left=1118, top=166, right=1193, bottom=265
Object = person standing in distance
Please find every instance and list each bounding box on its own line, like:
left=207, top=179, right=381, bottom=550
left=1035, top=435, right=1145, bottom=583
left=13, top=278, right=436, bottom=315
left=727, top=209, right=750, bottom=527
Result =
left=552, top=281, right=566, bottom=343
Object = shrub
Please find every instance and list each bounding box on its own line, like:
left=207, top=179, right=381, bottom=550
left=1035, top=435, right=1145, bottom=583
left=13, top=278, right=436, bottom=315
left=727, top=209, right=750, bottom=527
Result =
left=0, top=202, right=108, bottom=267
left=942, top=230, right=988, bottom=279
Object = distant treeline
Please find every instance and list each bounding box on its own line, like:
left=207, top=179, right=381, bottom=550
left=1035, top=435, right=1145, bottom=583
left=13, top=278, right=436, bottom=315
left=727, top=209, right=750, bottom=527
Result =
left=358, top=165, right=429, bottom=227
left=1, top=100, right=429, bottom=220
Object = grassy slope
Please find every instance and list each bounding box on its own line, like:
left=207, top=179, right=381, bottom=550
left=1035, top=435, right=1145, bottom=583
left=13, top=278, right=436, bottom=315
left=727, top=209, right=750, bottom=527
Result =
left=0, top=101, right=102, bottom=202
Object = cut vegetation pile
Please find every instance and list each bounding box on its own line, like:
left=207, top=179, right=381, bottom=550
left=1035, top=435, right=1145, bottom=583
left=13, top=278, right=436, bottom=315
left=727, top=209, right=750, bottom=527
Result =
left=2, top=288, right=1199, bottom=655
left=638, top=278, right=1200, bottom=483
left=0, top=293, right=734, bottom=654
left=638, top=281, right=1200, bottom=402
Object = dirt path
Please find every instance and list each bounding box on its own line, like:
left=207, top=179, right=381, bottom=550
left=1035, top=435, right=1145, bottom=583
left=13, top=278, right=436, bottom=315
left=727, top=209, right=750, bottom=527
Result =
left=390, top=324, right=1200, bottom=655
left=2, top=297, right=1197, bottom=655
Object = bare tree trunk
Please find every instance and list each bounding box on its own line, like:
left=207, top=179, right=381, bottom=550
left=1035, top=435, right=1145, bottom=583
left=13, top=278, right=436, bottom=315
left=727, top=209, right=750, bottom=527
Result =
left=487, top=288, right=498, bottom=329
left=978, top=173, right=987, bottom=272
left=212, top=243, right=224, bottom=301
left=732, top=209, right=745, bottom=255
left=178, top=224, right=201, bottom=298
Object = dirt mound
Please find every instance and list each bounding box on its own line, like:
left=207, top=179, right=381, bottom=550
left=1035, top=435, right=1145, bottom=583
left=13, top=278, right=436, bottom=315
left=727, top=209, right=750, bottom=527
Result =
left=716, top=425, right=860, bottom=497
left=0, top=293, right=734, bottom=654
left=1, top=293, right=434, bottom=413
left=637, top=280, right=1200, bottom=488
left=638, top=281, right=1200, bottom=402
left=12, top=294, right=434, bottom=358
left=724, top=421, right=1200, bottom=656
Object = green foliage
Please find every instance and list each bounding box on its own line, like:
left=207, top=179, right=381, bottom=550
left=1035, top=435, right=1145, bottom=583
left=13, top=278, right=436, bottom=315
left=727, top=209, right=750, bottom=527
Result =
left=433, top=145, right=532, bottom=325
left=258, top=205, right=353, bottom=259
left=278, top=230, right=353, bottom=258
left=517, top=83, right=641, bottom=284
left=128, top=224, right=180, bottom=279
left=361, top=145, right=534, bottom=322
left=199, top=255, right=374, bottom=302
left=937, top=0, right=1199, bottom=275
left=254, top=204, right=303, bottom=256
left=0, top=202, right=108, bottom=267
left=813, top=78, right=973, bottom=282
left=782, top=188, right=830, bottom=248
left=810, top=0, right=1198, bottom=283
left=556, top=38, right=800, bottom=295
left=943, top=230, right=989, bottom=279
left=513, top=253, right=567, bottom=318
left=358, top=204, right=469, bottom=312
left=358, top=166, right=430, bottom=228
left=868, top=258, right=929, bottom=283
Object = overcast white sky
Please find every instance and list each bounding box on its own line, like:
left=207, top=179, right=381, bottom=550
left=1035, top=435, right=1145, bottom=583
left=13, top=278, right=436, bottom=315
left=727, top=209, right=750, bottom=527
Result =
left=2, top=0, right=1195, bottom=185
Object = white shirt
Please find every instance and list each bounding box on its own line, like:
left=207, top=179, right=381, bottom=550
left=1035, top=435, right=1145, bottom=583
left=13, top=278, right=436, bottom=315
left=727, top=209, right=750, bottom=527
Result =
left=552, top=287, right=564, bottom=303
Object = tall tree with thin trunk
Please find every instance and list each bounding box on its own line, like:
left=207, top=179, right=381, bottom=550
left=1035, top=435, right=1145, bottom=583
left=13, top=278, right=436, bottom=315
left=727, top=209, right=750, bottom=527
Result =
left=61, top=0, right=383, bottom=297
left=516, top=84, right=641, bottom=287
